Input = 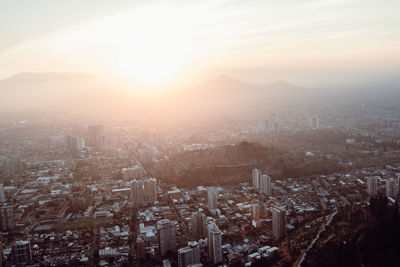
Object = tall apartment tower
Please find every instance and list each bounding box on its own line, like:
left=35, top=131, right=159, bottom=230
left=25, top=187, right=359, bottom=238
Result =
left=177, top=241, right=201, bottom=267
left=11, top=240, right=32, bottom=265
left=0, top=204, right=15, bottom=231
left=258, top=120, right=269, bottom=132
left=272, top=207, right=286, bottom=239
left=157, top=219, right=177, bottom=257
left=367, top=176, right=378, bottom=196
left=251, top=203, right=261, bottom=222
left=386, top=178, right=398, bottom=198
left=208, top=192, right=218, bottom=210
left=261, top=174, right=272, bottom=196
left=308, top=114, right=320, bottom=129
left=191, top=212, right=207, bottom=237
left=131, top=178, right=157, bottom=205
left=87, top=125, right=106, bottom=150
left=0, top=184, right=6, bottom=203
left=208, top=223, right=223, bottom=265
left=252, top=169, right=261, bottom=189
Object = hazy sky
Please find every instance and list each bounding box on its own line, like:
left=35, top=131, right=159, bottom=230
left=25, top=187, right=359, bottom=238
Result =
left=1, top=0, right=399, bottom=88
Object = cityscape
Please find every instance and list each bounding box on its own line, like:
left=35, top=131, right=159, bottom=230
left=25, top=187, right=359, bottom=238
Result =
left=1, top=0, right=400, bottom=266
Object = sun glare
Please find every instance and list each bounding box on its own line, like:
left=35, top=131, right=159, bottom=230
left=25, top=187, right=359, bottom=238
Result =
left=101, top=5, right=202, bottom=88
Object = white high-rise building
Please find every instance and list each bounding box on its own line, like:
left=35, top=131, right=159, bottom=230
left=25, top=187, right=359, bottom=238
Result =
left=131, top=178, right=157, bottom=205
left=157, top=219, right=177, bottom=257
left=178, top=241, right=201, bottom=267
left=386, top=178, right=398, bottom=198
left=208, top=192, right=218, bottom=210
left=367, top=177, right=378, bottom=196
left=272, top=207, right=286, bottom=239
left=0, top=184, right=6, bottom=203
left=208, top=223, right=222, bottom=265
left=191, top=212, right=207, bottom=237
left=252, top=169, right=261, bottom=189
left=261, top=174, right=272, bottom=196
left=308, top=114, right=320, bottom=129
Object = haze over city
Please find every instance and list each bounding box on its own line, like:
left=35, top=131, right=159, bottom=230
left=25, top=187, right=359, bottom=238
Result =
left=0, top=1, right=400, bottom=267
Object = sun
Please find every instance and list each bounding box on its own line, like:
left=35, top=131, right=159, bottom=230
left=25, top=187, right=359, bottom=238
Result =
left=50, top=3, right=216, bottom=89
left=103, top=5, right=199, bottom=87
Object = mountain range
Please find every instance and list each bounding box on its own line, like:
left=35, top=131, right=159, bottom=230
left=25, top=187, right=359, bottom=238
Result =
left=0, top=72, right=318, bottom=119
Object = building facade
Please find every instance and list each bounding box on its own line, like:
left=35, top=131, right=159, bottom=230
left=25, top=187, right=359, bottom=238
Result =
left=208, top=223, right=222, bottom=265
left=177, top=241, right=201, bottom=267
left=131, top=178, right=157, bottom=205
left=261, top=174, right=272, bottom=196
left=272, top=207, right=286, bottom=239
left=157, top=219, right=177, bottom=257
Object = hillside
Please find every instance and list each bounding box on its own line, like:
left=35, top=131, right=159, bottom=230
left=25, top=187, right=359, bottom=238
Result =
left=150, top=141, right=343, bottom=186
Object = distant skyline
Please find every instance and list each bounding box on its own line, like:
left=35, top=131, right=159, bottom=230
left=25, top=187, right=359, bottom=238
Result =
left=1, top=0, right=400, bottom=89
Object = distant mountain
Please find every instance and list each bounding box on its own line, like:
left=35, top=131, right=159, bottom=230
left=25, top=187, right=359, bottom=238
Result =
left=0, top=72, right=137, bottom=119
left=0, top=72, right=102, bottom=109
left=0, top=72, right=315, bottom=118
left=193, top=75, right=308, bottom=102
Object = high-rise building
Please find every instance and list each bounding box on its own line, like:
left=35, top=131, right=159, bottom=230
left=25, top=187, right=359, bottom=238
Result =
left=178, top=241, right=201, bottom=267
left=308, top=114, right=320, bottom=129
left=0, top=204, right=15, bottom=231
left=261, top=174, right=272, bottom=196
left=11, top=240, right=32, bottom=265
left=131, top=178, right=157, bottom=205
left=157, top=219, right=177, bottom=257
left=252, top=169, right=261, bottom=189
left=66, top=135, right=85, bottom=152
left=386, top=178, right=398, bottom=198
left=208, top=192, right=218, bottom=210
left=191, top=212, right=207, bottom=237
left=139, top=149, right=154, bottom=165
left=87, top=125, right=106, bottom=150
left=66, top=135, right=78, bottom=152
left=272, top=207, right=286, bottom=239
left=0, top=156, right=22, bottom=178
left=257, top=120, right=269, bottom=132
left=0, top=184, right=6, bottom=203
left=77, top=137, right=85, bottom=150
left=251, top=203, right=261, bottom=222
left=367, top=177, right=378, bottom=196
left=208, top=223, right=222, bottom=265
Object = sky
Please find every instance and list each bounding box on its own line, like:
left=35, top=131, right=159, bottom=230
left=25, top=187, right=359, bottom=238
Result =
left=1, top=0, right=400, bottom=89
